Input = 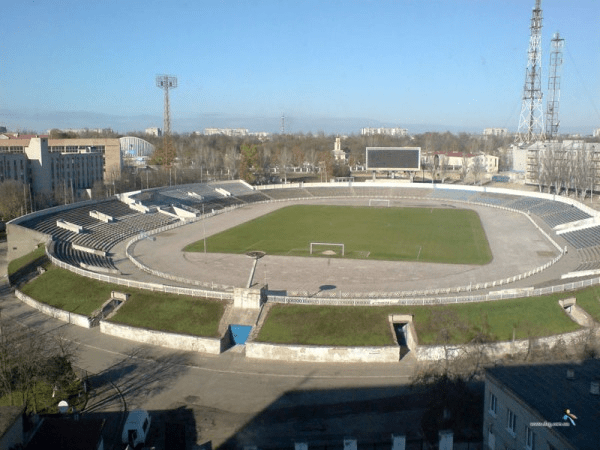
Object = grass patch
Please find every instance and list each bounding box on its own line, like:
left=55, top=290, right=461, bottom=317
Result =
left=571, top=285, right=600, bottom=322
left=185, top=205, right=492, bottom=265
left=257, top=305, right=397, bottom=346
left=7, top=245, right=46, bottom=276
left=20, top=265, right=116, bottom=316
left=258, top=294, right=582, bottom=346
left=109, top=291, right=224, bottom=338
left=19, top=264, right=225, bottom=337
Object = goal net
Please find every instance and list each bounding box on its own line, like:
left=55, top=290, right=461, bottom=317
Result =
left=368, top=199, right=390, bottom=207
left=309, top=242, right=345, bottom=256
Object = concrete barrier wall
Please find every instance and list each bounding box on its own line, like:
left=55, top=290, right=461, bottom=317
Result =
left=15, top=290, right=92, bottom=328
left=71, top=244, right=107, bottom=257
left=89, top=210, right=113, bottom=223
left=245, top=342, right=400, bottom=363
left=99, top=320, right=225, bottom=354
left=6, top=224, right=50, bottom=262
left=172, top=205, right=199, bottom=218
left=414, top=329, right=592, bottom=361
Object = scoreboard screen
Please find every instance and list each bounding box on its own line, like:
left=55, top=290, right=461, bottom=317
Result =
left=366, top=147, right=421, bottom=171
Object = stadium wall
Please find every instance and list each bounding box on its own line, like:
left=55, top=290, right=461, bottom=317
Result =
left=414, top=328, right=595, bottom=361
left=245, top=342, right=400, bottom=363
left=99, top=320, right=231, bottom=354
left=15, top=289, right=92, bottom=328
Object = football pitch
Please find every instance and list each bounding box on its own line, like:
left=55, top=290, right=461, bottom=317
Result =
left=184, top=205, right=493, bottom=265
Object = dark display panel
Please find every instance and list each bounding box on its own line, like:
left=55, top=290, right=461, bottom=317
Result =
left=366, top=147, right=421, bottom=170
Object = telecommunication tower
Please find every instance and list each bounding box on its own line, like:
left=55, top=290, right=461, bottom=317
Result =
left=155, top=74, right=178, bottom=166
left=545, top=32, right=565, bottom=140
left=516, top=0, right=545, bottom=144
left=280, top=114, right=285, bottom=134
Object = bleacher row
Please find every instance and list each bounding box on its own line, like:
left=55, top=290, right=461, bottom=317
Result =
left=16, top=181, right=600, bottom=277
left=53, top=240, right=118, bottom=271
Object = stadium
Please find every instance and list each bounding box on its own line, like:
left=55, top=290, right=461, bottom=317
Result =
left=7, top=180, right=600, bottom=363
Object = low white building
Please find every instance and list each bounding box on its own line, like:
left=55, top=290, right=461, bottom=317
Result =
left=204, top=128, right=249, bottom=137
left=483, top=128, right=508, bottom=137
left=145, top=127, right=162, bottom=137
left=428, top=152, right=498, bottom=174
left=360, top=127, right=408, bottom=137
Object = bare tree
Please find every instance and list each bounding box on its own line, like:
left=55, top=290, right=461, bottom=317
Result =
left=0, top=180, right=30, bottom=221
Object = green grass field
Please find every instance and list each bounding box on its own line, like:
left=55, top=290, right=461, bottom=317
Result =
left=184, top=205, right=493, bottom=265
left=8, top=245, right=46, bottom=276
left=257, top=291, right=586, bottom=346
left=20, top=265, right=225, bottom=336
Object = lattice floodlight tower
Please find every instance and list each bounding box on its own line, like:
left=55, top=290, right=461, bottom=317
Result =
left=517, top=0, right=545, bottom=144
left=545, top=32, right=565, bottom=140
left=155, top=74, right=177, bottom=166
left=156, top=75, right=177, bottom=136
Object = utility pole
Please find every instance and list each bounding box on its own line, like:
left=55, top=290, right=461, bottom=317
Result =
left=545, top=32, right=565, bottom=140
left=516, top=0, right=545, bottom=144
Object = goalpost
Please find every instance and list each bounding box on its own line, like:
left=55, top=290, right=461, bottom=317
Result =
left=309, top=242, right=345, bottom=256
left=368, top=199, right=390, bottom=207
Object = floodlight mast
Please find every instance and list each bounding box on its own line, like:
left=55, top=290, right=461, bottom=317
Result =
left=155, top=74, right=177, bottom=166
left=516, top=0, right=545, bottom=144
left=545, top=32, right=565, bottom=140
left=156, top=75, right=177, bottom=136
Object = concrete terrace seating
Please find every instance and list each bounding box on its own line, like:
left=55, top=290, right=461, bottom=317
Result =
left=211, top=181, right=254, bottom=197
left=539, top=206, right=591, bottom=229
left=70, top=212, right=178, bottom=252
left=303, top=186, right=355, bottom=197
left=577, top=245, right=600, bottom=264
left=561, top=226, right=600, bottom=250
left=504, top=196, right=547, bottom=212
left=427, top=189, right=477, bottom=202
left=92, top=199, right=138, bottom=219
left=235, top=191, right=271, bottom=204
left=53, top=240, right=118, bottom=271
left=260, top=188, right=312, bottom=200
left=471, top=193, right=514, bottom=207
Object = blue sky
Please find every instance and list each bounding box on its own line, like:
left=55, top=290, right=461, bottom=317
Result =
left=1, top=0, right=599, bottom=134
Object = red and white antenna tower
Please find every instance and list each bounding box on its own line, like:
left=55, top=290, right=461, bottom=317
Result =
left=545, top=32, right=565, bottom=140
left=517, top=0, right=545, bottom=144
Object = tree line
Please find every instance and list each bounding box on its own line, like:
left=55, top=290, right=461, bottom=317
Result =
left=0, top=129, right=540, bottom=222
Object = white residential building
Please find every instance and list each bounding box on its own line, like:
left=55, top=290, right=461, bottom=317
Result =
left=145, top=127, right=162, bottom=137
left=360, top=127, right=408, bottom=137
left=483, top=128, right=508, bottom=137
left=204, top=128, right=249, bottom=137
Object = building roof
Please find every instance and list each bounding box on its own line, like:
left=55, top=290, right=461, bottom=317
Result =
left=0, top=405, right=25, bottom=440
left=0, top=134, right=48, bottom=140
left=486, top=359, right=600, bottom=450
left=25, top=417, right=105, bottom=450
left=433, top=151, right=478, bottom=158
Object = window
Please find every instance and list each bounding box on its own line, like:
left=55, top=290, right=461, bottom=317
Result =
left=525, top=426, right=535, bottom=450
left=506, top=409, right=517, bottom=435
left=489, top=392, right=498, bottom=416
